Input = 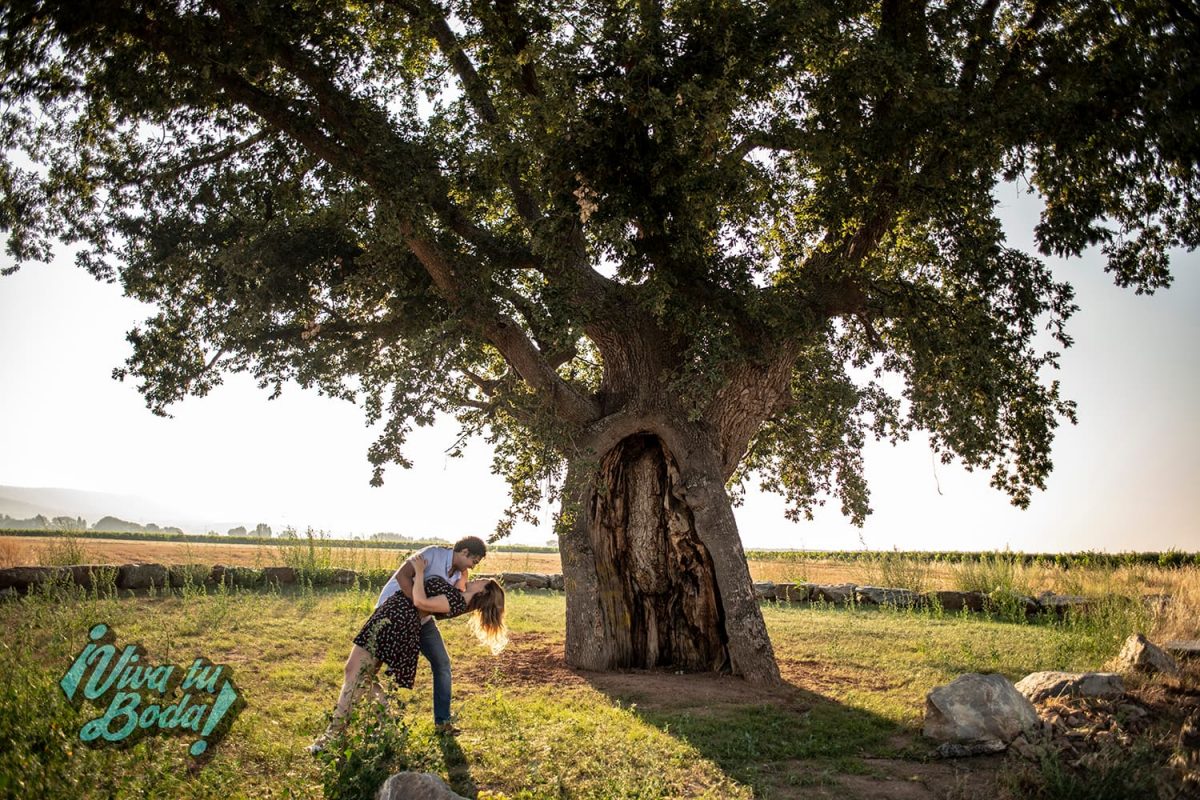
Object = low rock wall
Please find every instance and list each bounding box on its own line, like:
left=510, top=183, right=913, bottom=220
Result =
left=0, top=565, right=1171, bottom=617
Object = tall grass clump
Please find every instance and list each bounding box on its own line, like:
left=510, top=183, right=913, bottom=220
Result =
left=275, top=527, right=338, bottom=584
left=1149, top=566, right=1200, bottom=641
left=952, top=553, right=1033, bottom=596
left=35, top=532, right=91, bottom=566
left=857, top=549, right=932, bottom=594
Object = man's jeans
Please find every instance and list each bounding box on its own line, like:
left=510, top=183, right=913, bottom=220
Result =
left=419, top=621, right=452, bottom=724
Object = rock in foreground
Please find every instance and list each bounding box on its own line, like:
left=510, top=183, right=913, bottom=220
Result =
left=1014, top=671, right=1125, bottom=703
left=924, top=673, right=1039, bottom=755
left=376, top=772, right=467, bottom=800
left=1115, top=633, right=1180, bottom=677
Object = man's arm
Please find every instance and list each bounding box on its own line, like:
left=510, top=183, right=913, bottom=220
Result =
left=395, top=559, right=416, bottom=600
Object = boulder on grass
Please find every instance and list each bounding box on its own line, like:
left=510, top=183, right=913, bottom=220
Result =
left=924, top=673, right=1039, bottom=755
left=753, top=581, right=777, bottom=601
left=499, top=572, right=550, bottom=589
left=117, top=563, right=169, bottom=590
left=0, top=566, right=64, bottom=593
left=1166, top=640, right=1200, bottom=661
left=811, top=583, right=856, bottom=604
left=67, top=564, right=119, bottom=590
left=167, top=564, right=211, bottom=588
left=1014, top=671, right=1125, bottom=703
left=262, top=566, right=297, bottom=585
left=1115, top=633, right=1180, bottom=677
left=777, top=583, right=813, bottom=603
left=376, top=772, right=467, bottom=800
left=856, top=586, right=919, bottom=607
left=208, top=564, right=263, bottom=587
left=931, top=590, right=987, bottom=612
left=1036, top=592, right=1092, bottom=617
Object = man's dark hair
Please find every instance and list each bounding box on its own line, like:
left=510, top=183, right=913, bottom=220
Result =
left=452, top=536, right=487, bottom=557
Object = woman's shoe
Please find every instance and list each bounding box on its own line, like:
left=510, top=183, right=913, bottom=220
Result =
left=434, top=722, right=461, bottom=736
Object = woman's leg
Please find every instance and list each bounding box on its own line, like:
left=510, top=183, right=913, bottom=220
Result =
left=317, top=645, right=380, bottom=741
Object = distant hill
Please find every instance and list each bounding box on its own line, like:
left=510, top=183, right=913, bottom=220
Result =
left=0, top=485, right=196, bottom=533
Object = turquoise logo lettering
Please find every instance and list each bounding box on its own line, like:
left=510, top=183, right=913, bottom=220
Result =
left=60, top=623, right=246, bottom=760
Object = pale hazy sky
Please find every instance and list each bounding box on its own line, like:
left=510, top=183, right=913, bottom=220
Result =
left=1, top=184, right=1197, bottom=552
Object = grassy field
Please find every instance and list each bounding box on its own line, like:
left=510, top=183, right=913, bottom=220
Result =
left=2, top=564, right=1196, bottom=800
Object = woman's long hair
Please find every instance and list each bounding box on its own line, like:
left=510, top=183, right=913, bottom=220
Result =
left=466, top=579, right=507, bottom=654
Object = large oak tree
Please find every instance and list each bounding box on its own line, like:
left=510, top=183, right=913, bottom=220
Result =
left=2, top=1, right=1196, bottom=683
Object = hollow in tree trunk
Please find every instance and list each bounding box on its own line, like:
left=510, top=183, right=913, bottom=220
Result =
left=560, top=430, right=780, bottom=683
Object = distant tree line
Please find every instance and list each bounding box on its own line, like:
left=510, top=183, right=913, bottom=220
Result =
left=0, top=527, right=559, bottom=553
left=743, top=549, right=1200, bottom=570
left=0, top=514, right=183, bottom=535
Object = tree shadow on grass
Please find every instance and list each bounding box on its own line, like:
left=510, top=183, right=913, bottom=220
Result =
left=581, top=669, right=898, bottom=779
left=577, top=667, right=1004, bottom=799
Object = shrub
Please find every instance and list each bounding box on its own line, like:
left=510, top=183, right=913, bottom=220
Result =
left=314, top=704, right=410, bottom=800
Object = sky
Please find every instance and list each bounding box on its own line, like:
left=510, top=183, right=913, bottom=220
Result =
left=0, top=183, right=1197, bottom=552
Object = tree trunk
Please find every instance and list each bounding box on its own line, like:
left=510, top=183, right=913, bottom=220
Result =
left=560, top=428, right=781, bottom=683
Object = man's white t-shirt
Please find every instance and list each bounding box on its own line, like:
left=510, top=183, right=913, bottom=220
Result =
left=375, top=545, right=462, bottom=609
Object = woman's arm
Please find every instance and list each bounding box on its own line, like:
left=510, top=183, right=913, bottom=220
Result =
left=411, top=556, right=452, bottom=615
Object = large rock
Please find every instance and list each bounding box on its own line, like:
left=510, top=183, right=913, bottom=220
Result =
left=1166, top=640, right=1200, bottom=661
left=499, top=572, right=550, bottom=589
left=262, top=566, right=298, bottom=585
left=166, top=564, right=211, bottom=587
left=1014, top=671, right=1125, bottom=703
left=753, top=581, right=777, bottom=601
left=856, top=586, right=919, bottom=608
left=547, top=573, right=564, bottom=591
left=1115, top=633, right=1180, bottom=676
left=208, top=564, right=263, bottom=587
left=777, top=583, right=813, bottom=603
left=376, top=772, right=467, bottom=800
left=811, top=583, right=856, bottom=604
left=0, top=566, right=64, bottom=593
left=66, top=564, right=119, bottom=590
left=931, top=590, right=987, bottom=612
left=1036, top=592, right=1092, bottom=617
left=924, top=673, right=1039, bottom=752
left=116, top=563, right=169, bottom=590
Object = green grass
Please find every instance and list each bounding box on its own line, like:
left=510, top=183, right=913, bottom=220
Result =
left=0, top=576, right=1168, bottom=799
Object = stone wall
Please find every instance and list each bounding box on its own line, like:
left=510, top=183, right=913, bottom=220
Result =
left=0, top=566, right=1171, bottom=618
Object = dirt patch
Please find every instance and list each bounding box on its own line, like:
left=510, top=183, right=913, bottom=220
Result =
left=455, top=634, right=588, bottom=690
left=778, top=656, right=900, bottom=695
left=455, top=635, right=816, bottom=713
left=580, top=667, right=813, bottom=713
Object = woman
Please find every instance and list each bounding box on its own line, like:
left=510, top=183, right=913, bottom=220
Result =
left=308, top=554, right=506, bottom=752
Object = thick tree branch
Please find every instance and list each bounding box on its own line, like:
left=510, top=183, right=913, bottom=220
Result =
left=397, top=218, right=600, bottom=426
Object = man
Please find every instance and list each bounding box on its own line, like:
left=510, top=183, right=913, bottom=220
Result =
left=374, top=536, right=486, bottom=734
